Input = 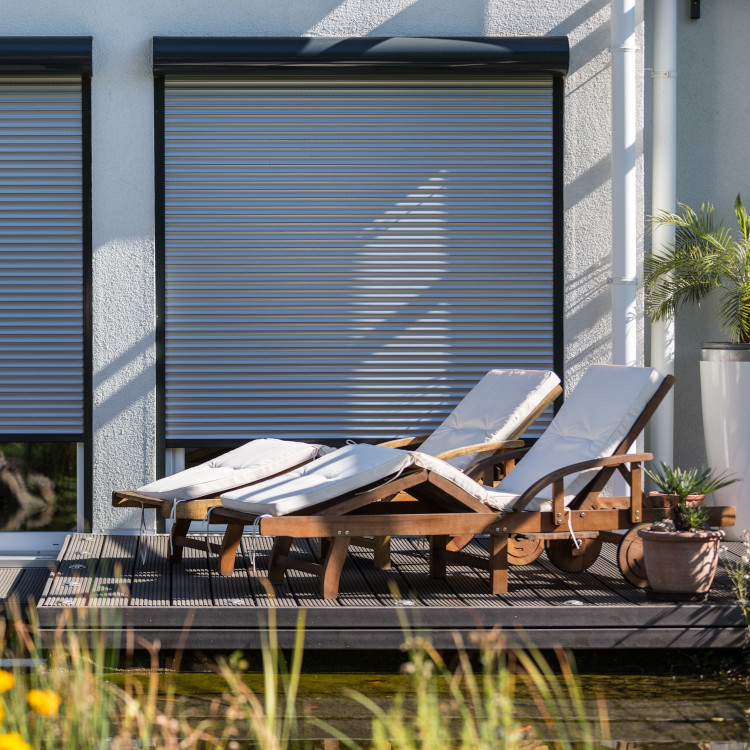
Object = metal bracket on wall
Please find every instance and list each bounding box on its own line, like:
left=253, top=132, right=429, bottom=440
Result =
left=690, top=0, right=700, bottom=19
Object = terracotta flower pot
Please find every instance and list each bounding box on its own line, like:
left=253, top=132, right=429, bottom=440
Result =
left=644, top=491, right=706, bottom=510
left=637, top=528, right=724, bottom=600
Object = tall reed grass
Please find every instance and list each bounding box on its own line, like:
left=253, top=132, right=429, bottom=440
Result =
left=0, top=597, right=603, bottom=749
left=725, top=529, right=750, bottom=638
left=317, top=613, right=603, bottom=750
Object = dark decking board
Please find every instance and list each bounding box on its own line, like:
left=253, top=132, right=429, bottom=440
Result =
left=240, top=536, right=298, bottom=607
left=5, top=568, right=50, bottom=608
left=89, top=535, right=138, bottom=608
left=130, top=534, right=170, bottom=608
left=0, top=568, right=25, bottom=600
left=208, top=535, right=255, bottom=608
left=0, top=534, right=745, bottom=651
left=39, top=534, right=104, bottom=608
left=173, top=535, right=212, bottom=607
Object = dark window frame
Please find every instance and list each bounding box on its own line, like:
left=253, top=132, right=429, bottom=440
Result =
left=0, top=36, right=93, bottom=525
left=153, top=36, right=568, bottom=468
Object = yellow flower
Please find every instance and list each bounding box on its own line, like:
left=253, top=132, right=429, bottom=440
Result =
left=0, top=732, right=31, bottom=750
left=0, top=703, right=4, bottom=723
left=26, top=689, right=61, bottom=717
left=0, top=673, right=13, bottom=695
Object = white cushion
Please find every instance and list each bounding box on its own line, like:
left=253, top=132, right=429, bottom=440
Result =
left=418, top=369, right=560, bottom=470
left=411, top=451, right=489, bottom=504
left=493, top=365, right=664, bottom=510
left=483, top=487, right=534, bottom=513
left=220, top=443, right=415, bottom=517
left=137, top=439, right=327, bottom=500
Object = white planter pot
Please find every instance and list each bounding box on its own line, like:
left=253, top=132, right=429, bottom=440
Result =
left=700, top=343, right=750, bottom=541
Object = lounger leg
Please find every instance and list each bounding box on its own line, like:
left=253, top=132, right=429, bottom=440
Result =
left=268, top=537, right=294, bottom=584
left=429, top=535, right=448, bottom=579
left=489, top=534, right=509, bottom=594
left=218, top=522, right=245, bottom=576
left=321, top=537, right=350, bottom=599
left=373, top=535, right=391, bottom=569
left=169, top=519, right=191, bottom=563
left=318, top=537, right=330, bottom=559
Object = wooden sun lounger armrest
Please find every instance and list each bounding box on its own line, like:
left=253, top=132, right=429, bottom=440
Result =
left=377, top=435, right=430, bottom=449
left=472, top=446, right=532, bottom=472
left=111, top=490, right=163, bottom=508
left=434, top=439, right=524, bottom=462
left=511, top=452, right=653, bottom=511
left=112, top=490, right=222, bottom=520
left=163, top=496, right=223, bottom=519
left=465, top=446, right=533, bottom=484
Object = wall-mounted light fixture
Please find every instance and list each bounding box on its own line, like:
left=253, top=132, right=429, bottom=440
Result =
left=690, top=0, right=700, bottom=19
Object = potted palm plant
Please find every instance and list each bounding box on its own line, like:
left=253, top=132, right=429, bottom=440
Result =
left=643, top=461, right=737, bottom=509
left=645, top=194, right=750, bottom=540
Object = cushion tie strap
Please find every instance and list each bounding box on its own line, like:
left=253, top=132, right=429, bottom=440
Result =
left=359, top=452, right=413, bottom=494
left=200, top=505, right=215, bottom=559
left=168, top=497, right=188, bottom=558
left=565, top=507, right=581, bottom=550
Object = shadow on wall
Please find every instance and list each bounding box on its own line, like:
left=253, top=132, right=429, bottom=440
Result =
left=306, top=0, right=489, bottom=36
left=94, top=329, right=155, bottom=432
left=549, top=0, right=611, bottom=71
left=563, top=257, right=612, bottom=388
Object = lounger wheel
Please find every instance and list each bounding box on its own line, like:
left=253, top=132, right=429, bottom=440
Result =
left=507, top=536, right=545, bottom=565
left=617, top=523, right=650, bottom=588
left=546, top=538, right=602, bottom=573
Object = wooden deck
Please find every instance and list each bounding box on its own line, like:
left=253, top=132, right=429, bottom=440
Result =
left=0, top=534, right=745, bottom=651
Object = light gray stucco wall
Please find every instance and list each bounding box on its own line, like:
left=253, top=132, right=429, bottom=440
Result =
left=648, top=1, right=750, bottom=470
left=3, top=0, right=641, bottom=530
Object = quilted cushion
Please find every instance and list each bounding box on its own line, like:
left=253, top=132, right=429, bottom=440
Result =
left=418, top=369, right=560, bottom=470
left=137, top=439, right=326, bottom=500
left=220, top=443, right=415, bottom=517
left=490, top=365, right=664, bottom=511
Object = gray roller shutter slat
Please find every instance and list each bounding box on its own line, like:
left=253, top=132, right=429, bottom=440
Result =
left=0, top=81, right=84, bottom=436
left=164, top=76, right=555, bottom=442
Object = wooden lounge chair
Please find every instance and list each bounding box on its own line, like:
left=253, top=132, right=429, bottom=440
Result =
left=112, top=369, right=562, bottom=563
left=201, top=365, right=735, bottom=598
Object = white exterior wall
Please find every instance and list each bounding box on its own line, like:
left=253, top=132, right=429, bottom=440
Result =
left=655, top=1, right=750, bottom=470
left=3, top=0, right=643, bottom=531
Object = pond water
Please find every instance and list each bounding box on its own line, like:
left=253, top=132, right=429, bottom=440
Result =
left=113, top=663, right=750, bottom=748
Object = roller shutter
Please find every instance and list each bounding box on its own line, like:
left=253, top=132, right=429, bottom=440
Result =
left=163, top=74, right=557, bottom=443
left=0, top=79, right=84, bottom=438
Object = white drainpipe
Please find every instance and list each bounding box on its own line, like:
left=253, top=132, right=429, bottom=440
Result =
left=611, top=0, right=638, bottom=368
left=649, top=0, right=677, bottom=465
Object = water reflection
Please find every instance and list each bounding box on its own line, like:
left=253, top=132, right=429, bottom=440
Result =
left=0, top=442, right=77, bottom=531
left=114, top=671, right=750, bottom=748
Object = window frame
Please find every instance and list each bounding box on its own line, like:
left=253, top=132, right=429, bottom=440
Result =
left=0, top=37, right=93, bottom=536
left=153, top=35, right=568, bottom=476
